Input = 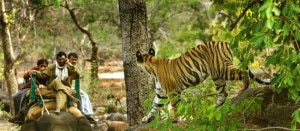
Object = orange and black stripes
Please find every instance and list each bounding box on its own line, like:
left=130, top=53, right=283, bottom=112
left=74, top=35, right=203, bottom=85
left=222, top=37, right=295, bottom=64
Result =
left=136, top=41, right=271, bottom=123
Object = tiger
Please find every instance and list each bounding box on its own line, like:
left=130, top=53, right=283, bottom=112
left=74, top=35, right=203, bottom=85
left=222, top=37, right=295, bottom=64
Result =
left=136, top=41, right=271, bottom=123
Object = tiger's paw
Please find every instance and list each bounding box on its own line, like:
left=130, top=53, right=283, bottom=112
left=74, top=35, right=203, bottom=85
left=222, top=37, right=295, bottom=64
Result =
left=214, top=101, right=225, bottom=108
left=214, top=98, right=226, bottom=107
left=215, top=93, right=228, bottom=107
left=142, top=116, right=155, bottom=123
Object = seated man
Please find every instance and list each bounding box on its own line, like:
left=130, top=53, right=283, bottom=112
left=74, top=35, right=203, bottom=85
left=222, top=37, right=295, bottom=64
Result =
left=9, top=58, right=48, bottom=124
left=68, top=52, right=96, bottom=124
left=27, top=51, right=83, bottom=119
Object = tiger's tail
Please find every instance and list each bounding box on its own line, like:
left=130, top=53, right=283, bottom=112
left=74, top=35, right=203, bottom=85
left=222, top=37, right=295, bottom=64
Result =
left=248, top=69, right=271, bottom=85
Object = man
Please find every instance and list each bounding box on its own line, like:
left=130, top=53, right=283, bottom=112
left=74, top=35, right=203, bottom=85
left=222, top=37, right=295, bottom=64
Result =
left=9, top=59, right=48, bottom=124
left=68, top=52, right=96, bottom=124
left=30, top=51, right=82, bottom=116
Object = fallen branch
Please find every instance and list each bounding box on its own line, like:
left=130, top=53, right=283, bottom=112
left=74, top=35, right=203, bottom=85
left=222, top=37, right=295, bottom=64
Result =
left=239, top=126, right=294, bottom=131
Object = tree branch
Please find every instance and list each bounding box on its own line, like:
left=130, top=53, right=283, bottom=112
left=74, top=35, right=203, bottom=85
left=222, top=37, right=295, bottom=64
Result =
left=290, top=31, right=300, bottom=53
left=62, top=1, right=97, bottom=46
left=239, top=126, right=293, bottom=131
left=229, top=0, right=261, bottom=31
left=219, top=12, right=233, bottom=25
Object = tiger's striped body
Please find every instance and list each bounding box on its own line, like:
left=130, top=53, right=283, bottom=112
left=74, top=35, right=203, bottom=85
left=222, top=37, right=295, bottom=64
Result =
left=136, top=41, right=270, bottom=123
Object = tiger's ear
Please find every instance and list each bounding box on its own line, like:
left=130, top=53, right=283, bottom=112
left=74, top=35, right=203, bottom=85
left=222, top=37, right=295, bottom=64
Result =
left=136, top=51, right=144, bottom=62
left=148, top=48, right=155, bottom=56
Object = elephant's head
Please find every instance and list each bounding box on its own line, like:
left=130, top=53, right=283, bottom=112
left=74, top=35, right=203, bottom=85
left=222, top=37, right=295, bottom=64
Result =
left=21, top=111, right=92, bottom=131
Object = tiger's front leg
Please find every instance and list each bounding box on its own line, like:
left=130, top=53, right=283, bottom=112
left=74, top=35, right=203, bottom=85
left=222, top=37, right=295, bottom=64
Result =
left=142, top=79, right=168, bottom=123
left=142, top=94, right=168, bottom=123
left=168, top=92, right=181, bottom=123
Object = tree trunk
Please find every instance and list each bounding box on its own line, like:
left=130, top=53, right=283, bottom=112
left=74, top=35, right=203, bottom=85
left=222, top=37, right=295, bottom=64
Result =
left=0, top=0, right=18, bottom=111
left=119, top=0, right=154, bottom=126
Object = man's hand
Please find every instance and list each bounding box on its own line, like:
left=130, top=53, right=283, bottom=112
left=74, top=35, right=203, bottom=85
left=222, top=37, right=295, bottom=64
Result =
left=29, top=70, right=37, bottom=76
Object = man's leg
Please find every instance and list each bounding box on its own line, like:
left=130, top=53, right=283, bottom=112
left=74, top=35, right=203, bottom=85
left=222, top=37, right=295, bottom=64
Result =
left=13, top=91, right=22, bottom=114
left=55, top=91, right=67, bottom=113
left=49, top=79, right=79, bottom=103
left=8, top=89, right=28, bottom=123
left=25, top=101, right=57, bottom=121
left=80, top=90, right=93, bottom=115
left=80, top=90, right=96, bottom=124
left=68, top=106, right=84, bottom=118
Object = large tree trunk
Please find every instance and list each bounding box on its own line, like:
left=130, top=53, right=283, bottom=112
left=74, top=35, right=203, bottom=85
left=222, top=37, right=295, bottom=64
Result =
left=119, top=0, right=154, bottom=126
left=0, top=0, right=18, bottom=111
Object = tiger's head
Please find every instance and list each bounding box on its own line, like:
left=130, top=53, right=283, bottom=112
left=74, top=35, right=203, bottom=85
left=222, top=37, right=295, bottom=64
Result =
left=136, top=48, right=158, bottom=77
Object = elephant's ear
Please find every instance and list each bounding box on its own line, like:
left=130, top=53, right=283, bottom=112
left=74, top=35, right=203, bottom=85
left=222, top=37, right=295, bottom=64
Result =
left=148, top=48, right=155, bottom=56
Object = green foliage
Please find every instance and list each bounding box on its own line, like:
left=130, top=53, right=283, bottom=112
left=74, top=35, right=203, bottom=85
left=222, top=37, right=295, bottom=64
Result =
left=53, top=0, right=60, bottom=8
left=207, top=0, right=300, bottom=92
left=146, top=0, right=211, bottom=56
left=292, top=109, right=300, bottom=130
left=7, top=0, right=300, bottom=128
left=0, top=102, right=11, bottom=117
left=144, top=79, right=263, bottom=130
left=209, top=0, right=300, bottom=128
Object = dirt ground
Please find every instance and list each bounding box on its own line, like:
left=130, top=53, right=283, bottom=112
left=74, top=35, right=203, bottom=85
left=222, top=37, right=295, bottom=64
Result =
left=0, top=118, right=19, bottom=131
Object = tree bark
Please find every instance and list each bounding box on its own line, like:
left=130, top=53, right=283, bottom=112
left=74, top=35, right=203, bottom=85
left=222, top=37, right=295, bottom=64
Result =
left=0, top=0, right=18, bottom=111
left=119, top=0, right=154, bottom=126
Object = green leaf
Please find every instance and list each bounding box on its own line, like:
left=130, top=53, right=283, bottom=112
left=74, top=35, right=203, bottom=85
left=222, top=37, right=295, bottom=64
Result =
left=160, top=99, right=169, bottom=105
left=295, top=96, right=300, bottom=104
left=285, top=76, right=294, bottom=86
left=266, top=54, right=279, bottom=66
left=208, top=111, right=214, bottom=121
left=215, top=111, right=221, bottom=120
left=266, top=18, right=274, bottom=29
left=53, top=0, right=60, bottom=8
left=266, top=7, right=272, bottom=18
left=264, top=35, right=273, bottom=47
left=295, top=31, right=300, bottom=41
left=283, top=23, right=290, bottom=36
left=288, top=87, right=298, bottom=100
left=272, top=7, right=280, bottom=16
left=259, top=0, right=271, bottom=12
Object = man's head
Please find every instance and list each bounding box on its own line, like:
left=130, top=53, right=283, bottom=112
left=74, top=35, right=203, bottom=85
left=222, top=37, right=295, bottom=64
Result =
left=56, top=51, right=67, bottom=67
left=37, top=58, right=48, bottom=71
left=68, top=52, right=78, bottom=66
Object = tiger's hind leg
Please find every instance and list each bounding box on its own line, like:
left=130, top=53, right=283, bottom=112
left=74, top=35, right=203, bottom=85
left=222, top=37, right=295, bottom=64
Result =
left=213, top=79, right=228, bottom=107
left=226, top=65, right=250, bottom=92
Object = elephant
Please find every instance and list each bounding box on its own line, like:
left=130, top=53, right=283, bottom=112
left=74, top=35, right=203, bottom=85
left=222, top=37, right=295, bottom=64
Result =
left=21, top=111, right=92, bottom=131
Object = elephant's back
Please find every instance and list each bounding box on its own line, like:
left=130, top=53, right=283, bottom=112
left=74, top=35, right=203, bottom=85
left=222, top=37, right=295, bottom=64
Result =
left=21, top=111, right=92, bottom=131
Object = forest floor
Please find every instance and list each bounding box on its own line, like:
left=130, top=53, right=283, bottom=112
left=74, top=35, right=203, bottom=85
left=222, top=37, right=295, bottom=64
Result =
left=0, top=117, right=19, bottom=131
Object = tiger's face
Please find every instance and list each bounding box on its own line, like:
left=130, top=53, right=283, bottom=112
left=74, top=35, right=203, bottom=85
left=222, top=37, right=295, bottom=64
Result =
left=136, top=48, right=158, bottom=77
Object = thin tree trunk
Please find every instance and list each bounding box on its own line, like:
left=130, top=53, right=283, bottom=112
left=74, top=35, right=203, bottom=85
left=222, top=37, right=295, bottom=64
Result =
left=0, top=0, right=18, bottom=112
left=119, top=0, right=154, bottom=126
left=63, top=2, right=99, bottom=94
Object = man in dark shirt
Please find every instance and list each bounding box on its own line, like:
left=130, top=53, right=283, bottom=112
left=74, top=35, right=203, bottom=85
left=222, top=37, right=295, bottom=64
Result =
left=9, top=58, right=48, bottom=124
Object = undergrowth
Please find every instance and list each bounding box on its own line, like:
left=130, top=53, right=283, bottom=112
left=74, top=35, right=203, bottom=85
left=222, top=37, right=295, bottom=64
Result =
left=144, top=78, right=264, bottom=130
